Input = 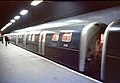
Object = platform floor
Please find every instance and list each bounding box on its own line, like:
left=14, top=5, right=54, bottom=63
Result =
left=0, top=43, right=102, bottom=83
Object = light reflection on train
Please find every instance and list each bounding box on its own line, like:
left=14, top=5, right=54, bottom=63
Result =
left=7, top=19, right=120, bottom=83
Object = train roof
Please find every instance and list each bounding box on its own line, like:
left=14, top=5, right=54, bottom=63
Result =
left=44, top=23, right=86, bottom=32
left=44, top=22, right=107, bottom=32
left=9, top=21, right=107, bottom=35
left=108, top=19, right=120, bottom=32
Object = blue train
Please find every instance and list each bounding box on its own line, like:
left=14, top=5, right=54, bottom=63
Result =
left=6, top=19, right=120, bottom=83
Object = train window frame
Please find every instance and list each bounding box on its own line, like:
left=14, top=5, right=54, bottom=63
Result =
left=52, top=32, right=59, bottom=42
left=62, top=32, right=72, bottom=42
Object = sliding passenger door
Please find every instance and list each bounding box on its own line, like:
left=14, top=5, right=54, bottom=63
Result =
left=38, top=31, right=46, bottom=55
left=23, top=34, right=27, bottom=48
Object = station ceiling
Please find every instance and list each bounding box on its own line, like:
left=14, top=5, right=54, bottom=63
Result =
left=0, top=1, right=120, bottom=34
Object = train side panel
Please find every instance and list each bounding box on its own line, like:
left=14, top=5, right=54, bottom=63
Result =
left=105, top=32, right=120, bottom=83
left=26, top=34, right=39, bottom=53
left=45, top=31, right=80, bottom=70
left=17, top=34, right=25, bottom=48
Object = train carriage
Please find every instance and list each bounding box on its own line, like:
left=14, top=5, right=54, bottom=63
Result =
left=43, top=22, right=107, bottom=80
left=6, top=15, right=120, bottom=83
left=7, top=21, right=108, bottom=81
left=101, top=19, right=120, bottom=83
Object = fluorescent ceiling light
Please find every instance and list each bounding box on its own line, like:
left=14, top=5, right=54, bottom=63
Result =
left=14, top=16, right=20, bottom=20
left=31, top=0, right=43, bottom=6
left=1, top=26, right=7, bottom=31
left=7, top=22, right=12, bottom=26
left=20, top=9, right=28, bottom=15
left=1, top=23, right=12, bottom=31
left=10, top=19, right=16, bottom=23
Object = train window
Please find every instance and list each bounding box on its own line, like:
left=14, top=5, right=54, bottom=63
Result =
left=52, top=32, right=59, bottom=41
left=62, top=32, right=72, bottom=42
left=31, top=34, right=35, bottom=41
left=28, top=34, right=32, bottom=41
left=101, top=34, right=104, bottom=43
left=18, top=35, right=19, bottom=38
left=18, top=35, right=22, bottom=38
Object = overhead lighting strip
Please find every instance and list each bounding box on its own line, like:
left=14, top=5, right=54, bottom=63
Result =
left=31, top=0, right=43, bottom=6
left=10, top=19, right=16, bottom=23
left=1, top=22, right=12, bottom=31
left=1, top=0, right=43, bottom=32
left=14, top=16, right=20, bottom=20
left=20, top=9, right=28, bottom=15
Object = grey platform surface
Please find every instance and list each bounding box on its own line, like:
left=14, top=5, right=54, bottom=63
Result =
left=0, top=43, right=102, bottom=83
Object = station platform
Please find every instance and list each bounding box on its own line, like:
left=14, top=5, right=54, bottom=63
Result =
left=0, top=43, right=102, bottom=83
